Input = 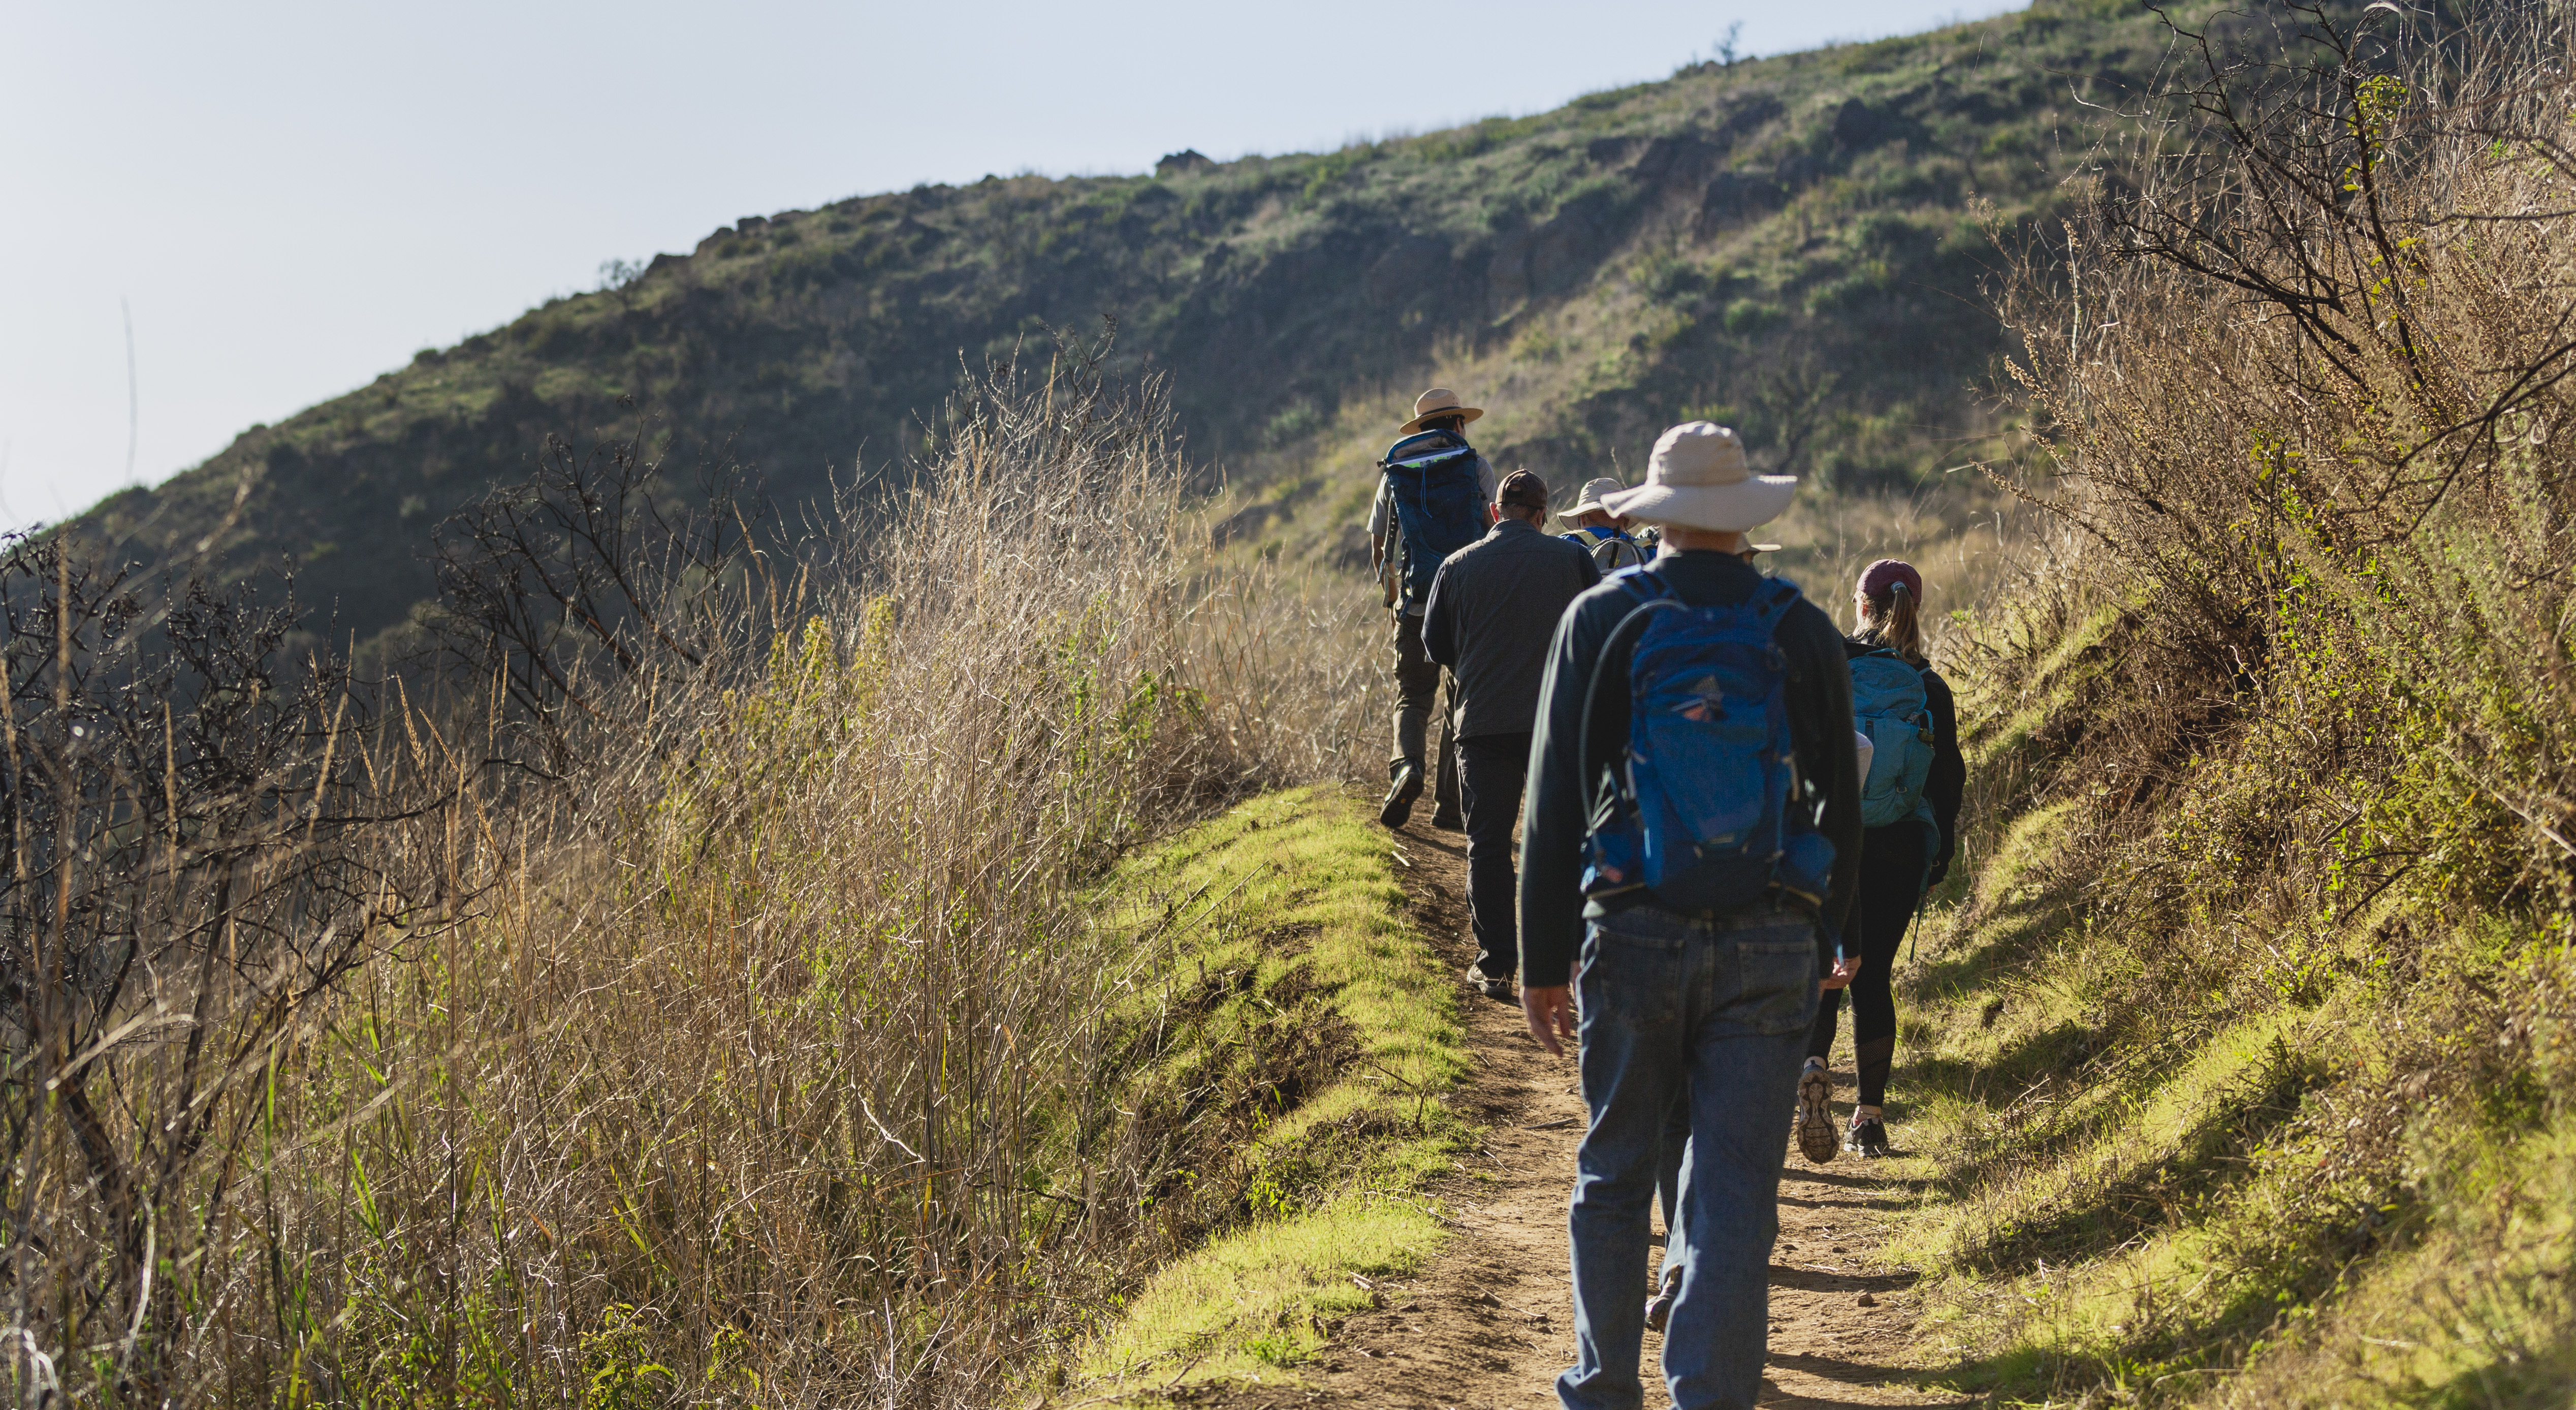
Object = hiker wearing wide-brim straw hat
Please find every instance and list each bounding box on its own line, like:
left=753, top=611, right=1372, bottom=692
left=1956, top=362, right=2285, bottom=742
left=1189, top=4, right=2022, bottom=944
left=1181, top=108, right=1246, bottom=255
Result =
left=1397, top=387, right=1484, bottom=434
left=1367, top=387, right=1499, bottom=835
left=1516, top=418, right=1867, bottom=1406
left=1598, top=421, right=1798, bottom=533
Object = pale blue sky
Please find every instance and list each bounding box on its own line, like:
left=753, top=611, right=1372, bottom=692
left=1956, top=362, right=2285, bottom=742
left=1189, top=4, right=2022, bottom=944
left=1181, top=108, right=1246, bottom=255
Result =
left=0, top=1, right=2022, bottom=524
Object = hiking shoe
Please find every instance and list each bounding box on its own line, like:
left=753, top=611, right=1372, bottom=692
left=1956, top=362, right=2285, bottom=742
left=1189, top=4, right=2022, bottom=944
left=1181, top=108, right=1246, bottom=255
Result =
left=1794, top=1064, right=1838, bottom=1165
left=1466, top=966, right=1513, bottom=1001
left=1645, top=1286, right=1676, bottom=1334
left=1845, top=1116, right=1891, bottom=1158
left=1379, top=763, right=1423, bottom=829
left=1429, top=806, right=1464, bottom=831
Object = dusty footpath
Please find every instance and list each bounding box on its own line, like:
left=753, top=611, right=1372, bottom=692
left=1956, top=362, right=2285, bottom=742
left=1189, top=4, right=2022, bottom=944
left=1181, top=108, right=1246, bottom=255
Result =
left=1226, top=818, right=1957, bottom=1409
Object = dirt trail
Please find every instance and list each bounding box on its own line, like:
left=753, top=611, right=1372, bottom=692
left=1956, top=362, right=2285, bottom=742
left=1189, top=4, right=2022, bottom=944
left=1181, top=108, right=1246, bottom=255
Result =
left=1234, top=817, right=1956, bottom=1408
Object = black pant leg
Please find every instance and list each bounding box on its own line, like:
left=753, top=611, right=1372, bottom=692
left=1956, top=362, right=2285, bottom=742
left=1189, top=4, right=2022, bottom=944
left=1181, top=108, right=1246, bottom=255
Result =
left=1457, top=732, right=1532, bottom=978
left=1806, top=985, right=1843, bottom=1062
left=1849, top=820, right=1931, bottom=1106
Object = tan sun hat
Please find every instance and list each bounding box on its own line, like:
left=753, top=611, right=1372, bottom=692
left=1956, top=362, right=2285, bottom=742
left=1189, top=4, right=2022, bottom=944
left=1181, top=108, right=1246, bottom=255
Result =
left=1569, top=477, right=1627, bottom=516
left=1398, top=387, right=1484, bottom=434
left=1599, top=422, right=1797, bottom=532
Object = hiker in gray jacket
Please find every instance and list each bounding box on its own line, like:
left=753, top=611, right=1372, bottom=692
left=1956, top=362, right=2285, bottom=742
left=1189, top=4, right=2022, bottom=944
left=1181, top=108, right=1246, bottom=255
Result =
left=1420, top=469, right=1601, bottom=999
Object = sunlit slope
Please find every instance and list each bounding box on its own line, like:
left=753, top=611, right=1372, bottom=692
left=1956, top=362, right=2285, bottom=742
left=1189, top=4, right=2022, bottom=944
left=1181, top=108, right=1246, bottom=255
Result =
left=79, top=0, right=2172, bottom=643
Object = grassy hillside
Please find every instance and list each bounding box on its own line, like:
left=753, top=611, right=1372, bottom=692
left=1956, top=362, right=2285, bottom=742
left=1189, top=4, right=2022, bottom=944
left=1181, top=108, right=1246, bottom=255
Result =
left=1861, top=6, right=2576, bottom=1403
left=75, top=0, right=2181, bottom=645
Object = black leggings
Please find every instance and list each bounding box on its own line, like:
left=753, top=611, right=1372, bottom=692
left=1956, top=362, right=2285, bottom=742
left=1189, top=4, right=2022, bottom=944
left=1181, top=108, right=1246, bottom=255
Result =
left=1806, top=820, right=1932, bottom=1107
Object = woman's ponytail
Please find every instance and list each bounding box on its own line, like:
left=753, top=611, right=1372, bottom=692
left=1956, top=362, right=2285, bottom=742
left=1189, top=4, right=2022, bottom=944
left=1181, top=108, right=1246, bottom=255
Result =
left=1867, top=581, right=1925, bottom=663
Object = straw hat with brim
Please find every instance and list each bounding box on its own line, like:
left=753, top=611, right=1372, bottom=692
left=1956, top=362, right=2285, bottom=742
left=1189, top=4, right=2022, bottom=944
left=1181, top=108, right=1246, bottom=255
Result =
left=1569, top=477, right=1627, bottom=516
left=1599, top=422, right=1797, bottom=532
left=1399, top=387, right=1484, bottom=434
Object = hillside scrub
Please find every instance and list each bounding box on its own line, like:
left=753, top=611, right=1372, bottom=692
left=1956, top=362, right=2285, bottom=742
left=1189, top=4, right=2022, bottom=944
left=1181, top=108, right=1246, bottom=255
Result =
left=1883, top=5, right=2576, bottom=1404
left=0, top=351, right=1402, bottom=1404
left=79, top=0, right=2194, bottom=648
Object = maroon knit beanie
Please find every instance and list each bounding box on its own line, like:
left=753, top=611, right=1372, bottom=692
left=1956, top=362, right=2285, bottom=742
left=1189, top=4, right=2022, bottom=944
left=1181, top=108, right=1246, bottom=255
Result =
left=1857, top=558, right=1923, bottom=603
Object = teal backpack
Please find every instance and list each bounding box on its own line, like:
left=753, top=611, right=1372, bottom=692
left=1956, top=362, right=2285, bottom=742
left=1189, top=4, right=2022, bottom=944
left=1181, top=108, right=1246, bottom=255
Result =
left=1850, top=648, right=1935, bottom=828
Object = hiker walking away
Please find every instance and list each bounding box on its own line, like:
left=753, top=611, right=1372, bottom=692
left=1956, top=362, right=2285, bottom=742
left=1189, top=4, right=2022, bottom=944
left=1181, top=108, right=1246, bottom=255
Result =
left=1421, top=469, right=1601, bottom=1000
left=1641, top=537, right=1843, bottom=1334
left=1519, top=422, right=1861, bottom=1410
left=1561, top=478, right=1651, bottom=573
left=1371, top=388, right=1497, bottom=831
left=1793, top=558, right=1964, bottom=1162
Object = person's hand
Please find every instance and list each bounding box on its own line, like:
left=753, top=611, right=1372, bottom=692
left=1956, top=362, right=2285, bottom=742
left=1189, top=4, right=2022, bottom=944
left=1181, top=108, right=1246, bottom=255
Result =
left=1523, top=984, right=1576, bottom=1056
left=1927, top=853, right=1952, bottom=887
left=1821, top=953, right=1863, bottom=991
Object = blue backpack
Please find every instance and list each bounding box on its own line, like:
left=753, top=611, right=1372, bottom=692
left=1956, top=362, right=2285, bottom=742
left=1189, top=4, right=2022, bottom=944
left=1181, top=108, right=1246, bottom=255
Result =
left=1579, top=571, right=1834, bottom=915
left=1379, top=431, right=1488, bottom=612
left=1851, top=648, right=1935, bottom=828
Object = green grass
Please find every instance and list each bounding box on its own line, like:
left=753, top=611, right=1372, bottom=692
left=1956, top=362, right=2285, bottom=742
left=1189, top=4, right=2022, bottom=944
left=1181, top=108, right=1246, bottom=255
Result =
left=1868, top=601, right=2576, bottom=1405
left=1070, top=786, right=1468, bottom=1397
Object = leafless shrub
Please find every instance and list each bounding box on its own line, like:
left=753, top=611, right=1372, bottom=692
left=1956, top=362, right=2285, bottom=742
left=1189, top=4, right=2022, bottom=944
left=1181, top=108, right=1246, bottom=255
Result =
left=0, top=536, right=469, bottom=1405
left=428, top=416, right=781, bottom=774
left=1992, top=1, right=2576, bottom=835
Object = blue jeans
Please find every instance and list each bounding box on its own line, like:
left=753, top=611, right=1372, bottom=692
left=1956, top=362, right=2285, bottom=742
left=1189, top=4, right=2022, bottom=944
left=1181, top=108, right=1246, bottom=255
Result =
left=1560, top=902, right=1820, bottom=1410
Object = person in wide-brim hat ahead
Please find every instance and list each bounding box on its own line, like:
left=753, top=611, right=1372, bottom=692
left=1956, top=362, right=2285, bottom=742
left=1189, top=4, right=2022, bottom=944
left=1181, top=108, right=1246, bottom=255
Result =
left=1398, top=387, right=1484, bottom=435
left=1597, top=420, right=1797, bottom=532
left=1372, top=387, right=1498, bottom=834
left=1561, top=475, right=1652, bottom=573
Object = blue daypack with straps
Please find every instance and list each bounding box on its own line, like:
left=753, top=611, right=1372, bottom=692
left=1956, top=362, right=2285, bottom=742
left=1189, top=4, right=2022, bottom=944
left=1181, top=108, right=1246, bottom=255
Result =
left=1851, top=647, right=1936, bottom=828
left=1579, top=570, right=1835, bottom=916
left=1379, top=431, right=1488, bottom=612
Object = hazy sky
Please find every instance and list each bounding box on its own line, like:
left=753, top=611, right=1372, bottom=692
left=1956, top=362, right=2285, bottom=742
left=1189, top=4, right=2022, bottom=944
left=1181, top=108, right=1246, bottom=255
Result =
left=1, top=1, right=2023, bottom=526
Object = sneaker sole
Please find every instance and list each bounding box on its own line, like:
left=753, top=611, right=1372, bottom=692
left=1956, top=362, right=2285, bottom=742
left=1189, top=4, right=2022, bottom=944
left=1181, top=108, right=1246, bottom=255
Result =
left=1378, top=773, right=1423, bottom=829
left=1795, top=1067, right=1837, bottom=1164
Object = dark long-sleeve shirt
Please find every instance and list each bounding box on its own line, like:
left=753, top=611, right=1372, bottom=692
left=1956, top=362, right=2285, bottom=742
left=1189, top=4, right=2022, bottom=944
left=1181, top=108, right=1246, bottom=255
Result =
left=1420, top=518, right=1602, bottom=739
left=1518, top=552, right=1862, bottom=987
left=1848, top=634, right=1965, bottom=867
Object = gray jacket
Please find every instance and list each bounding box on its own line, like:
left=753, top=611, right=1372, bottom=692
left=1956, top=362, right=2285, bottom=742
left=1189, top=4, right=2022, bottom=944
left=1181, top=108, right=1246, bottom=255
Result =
left=1419, top=518, right=1602, bottom=739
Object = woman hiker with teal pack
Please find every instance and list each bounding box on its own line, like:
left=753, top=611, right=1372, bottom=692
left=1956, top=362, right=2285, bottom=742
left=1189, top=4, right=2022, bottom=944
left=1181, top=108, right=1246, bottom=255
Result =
left=1792, top=558, right=1964, bottom=1161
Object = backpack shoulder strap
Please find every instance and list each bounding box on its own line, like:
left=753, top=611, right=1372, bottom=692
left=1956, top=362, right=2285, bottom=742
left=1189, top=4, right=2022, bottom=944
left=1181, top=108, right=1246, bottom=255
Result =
left=1751, top=575, right=1802, bottom=618
left=1577, top=571, right=1675, bottom=818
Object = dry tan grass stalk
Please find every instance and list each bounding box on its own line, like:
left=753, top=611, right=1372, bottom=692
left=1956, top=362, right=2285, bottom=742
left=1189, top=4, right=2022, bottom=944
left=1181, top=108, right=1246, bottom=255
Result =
left=1, top=346, right=1379, bottom=1406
